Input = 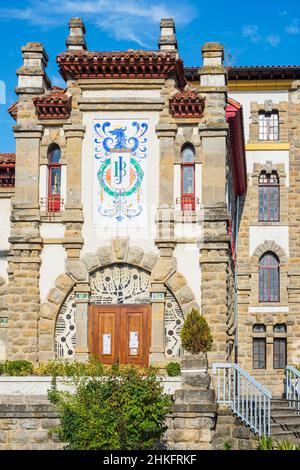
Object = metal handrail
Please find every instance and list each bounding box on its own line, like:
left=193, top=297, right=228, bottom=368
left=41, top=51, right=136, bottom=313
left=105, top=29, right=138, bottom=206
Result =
left=212, top=362, right=272, bottom=436
left=285, top=365, right=300, bottom=411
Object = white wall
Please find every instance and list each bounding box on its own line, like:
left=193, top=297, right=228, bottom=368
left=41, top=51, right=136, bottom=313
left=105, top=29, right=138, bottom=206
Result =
left=174, top=244, right=201, bottom=306
left=249, top=225, right=289, bottom=258
left=229, top=91, right=288, bottom=142
left=246, top=150, right=289, bottom=184
left=39, top=245, right=66, bottom=303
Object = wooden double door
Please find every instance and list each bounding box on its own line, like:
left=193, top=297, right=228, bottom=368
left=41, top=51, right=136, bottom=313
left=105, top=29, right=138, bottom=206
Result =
left=88, top=304, right=151, bottom=366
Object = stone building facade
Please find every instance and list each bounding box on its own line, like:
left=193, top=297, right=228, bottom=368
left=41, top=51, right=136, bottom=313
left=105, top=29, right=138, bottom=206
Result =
left=6, top=17, right=300, bottom=393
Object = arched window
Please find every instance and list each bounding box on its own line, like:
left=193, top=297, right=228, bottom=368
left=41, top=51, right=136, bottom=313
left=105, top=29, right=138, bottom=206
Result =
left=259, top=252, right=279, bottom=302
left=181, top=144, right=195, bottom=210
left=259, top=171, right=279, bottom=222
left=47, top=144, right=62, bottom=212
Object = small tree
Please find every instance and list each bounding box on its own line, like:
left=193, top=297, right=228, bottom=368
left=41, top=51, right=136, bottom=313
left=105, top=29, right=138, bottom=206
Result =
left=180, top=308, right=213, bottom=354
left=48, top=365, right=171, bottom=450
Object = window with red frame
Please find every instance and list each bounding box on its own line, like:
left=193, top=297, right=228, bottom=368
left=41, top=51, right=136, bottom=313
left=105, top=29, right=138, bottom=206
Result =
left=48, top=144, right=62, bottom=212
left=181, top=144, right=195, bottom=210
left=259, top=171, right=279, bottom=222
left=259, top=252, right=280, bottom=302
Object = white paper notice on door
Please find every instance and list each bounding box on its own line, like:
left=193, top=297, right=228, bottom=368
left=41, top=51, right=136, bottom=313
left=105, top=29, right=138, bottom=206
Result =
left=103, top=334, right=111, bottom=354
left=129, top=331, right=138, bottom=349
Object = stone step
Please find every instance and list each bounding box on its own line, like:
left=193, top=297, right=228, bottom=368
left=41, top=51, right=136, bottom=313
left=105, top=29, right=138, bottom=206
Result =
left=271, top=422, right=300, bottom=432
left=270, top=430, right=300, bottom=444
left=271, top=403, right=298, bottom=411
left=174, top=388, right=215, bottom=404
left=271, top=415, right=300, bottom=424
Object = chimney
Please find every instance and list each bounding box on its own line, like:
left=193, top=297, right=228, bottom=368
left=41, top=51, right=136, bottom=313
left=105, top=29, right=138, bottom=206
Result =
left=16, top=42, right=50, bottom=93
left=66, top=17, right=87, bottom=50
left=158, top=18, right=178, bottom=52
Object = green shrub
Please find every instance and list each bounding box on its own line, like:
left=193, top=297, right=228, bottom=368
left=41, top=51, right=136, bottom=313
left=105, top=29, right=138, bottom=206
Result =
left=223, top=440, right=232, bottom=450
left=258, top=435, right=300, bottom=450
left=0, top=360, right=34, bottom=376
left=166, top=362, right=181, bottom=377
left=180, top=308, right=213, bottom=354
left=258, top=435, right=274, bottom=450
left=48, top=365, right=171, bottom=450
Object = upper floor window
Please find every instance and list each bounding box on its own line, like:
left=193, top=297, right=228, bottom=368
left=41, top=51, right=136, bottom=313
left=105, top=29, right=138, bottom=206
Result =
left=47, top=144, right=62, bottom=212
left=259, top=111, right=279, bottom=141
left=181, top=144, right=196, bottom=211
left=259, top=252, right=280, bottom=302
left=259, top=171, right=279, bottom=222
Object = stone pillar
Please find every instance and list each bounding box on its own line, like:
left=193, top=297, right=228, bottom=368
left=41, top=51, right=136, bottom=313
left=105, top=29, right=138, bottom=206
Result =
left=149, top=285, right=166, bottom=364
left=63, top=125, right=85, bottom=260
left=74, top=285, right=90, bottom=362
left=6, top=43, right=50, bottom=361
left=166, top=354, right=217, bottom=450
left=155, top=123, right=177, bottom=250
left=66, top=17, right=87, bottom=51
left=198, top=43, right=232, bottom=364
left=158, top=18, right=178, bottom=52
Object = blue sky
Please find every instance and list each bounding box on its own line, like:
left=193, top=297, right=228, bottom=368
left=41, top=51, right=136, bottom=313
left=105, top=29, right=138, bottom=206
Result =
left=0, top=0, right=300, bottom=152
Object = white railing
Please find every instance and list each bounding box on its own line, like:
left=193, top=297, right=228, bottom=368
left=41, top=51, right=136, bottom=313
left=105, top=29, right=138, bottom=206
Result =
left=212, top=363, right=272, bottom=437
left=285, top=365, right=300, bottom=411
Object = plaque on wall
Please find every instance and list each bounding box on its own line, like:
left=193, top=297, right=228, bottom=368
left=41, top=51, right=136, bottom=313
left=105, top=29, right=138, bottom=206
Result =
left=93, top=119, right=149, bottom=227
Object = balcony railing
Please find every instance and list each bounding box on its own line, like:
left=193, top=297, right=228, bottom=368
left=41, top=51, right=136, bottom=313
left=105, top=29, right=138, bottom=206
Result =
left=176, top=196, right=200, bottom=211
left=40, top=196, right=64, bottom=219
left=212, top=363, right=272, bottom=436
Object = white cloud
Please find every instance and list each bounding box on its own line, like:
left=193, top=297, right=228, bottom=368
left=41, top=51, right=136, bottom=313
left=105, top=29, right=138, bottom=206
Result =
left=0, top=0, right=198, bottom=47
left=286, top=18, right=299, bottom=35
left=242, top=24, right=261, bottom=43
left=266, top=34, right=280, bottom=47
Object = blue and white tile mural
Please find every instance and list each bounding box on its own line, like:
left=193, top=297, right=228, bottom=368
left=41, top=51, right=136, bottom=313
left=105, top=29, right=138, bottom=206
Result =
left=93, top=119, right=149, bottom=226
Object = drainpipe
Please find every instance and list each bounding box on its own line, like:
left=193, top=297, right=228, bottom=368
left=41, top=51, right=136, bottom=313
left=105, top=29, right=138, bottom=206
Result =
left=234, top=195, right=240, bottom=363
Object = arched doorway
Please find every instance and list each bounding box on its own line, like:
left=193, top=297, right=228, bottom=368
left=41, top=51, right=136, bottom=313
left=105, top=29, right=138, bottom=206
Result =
left=55, top=264, right=185, bottom=363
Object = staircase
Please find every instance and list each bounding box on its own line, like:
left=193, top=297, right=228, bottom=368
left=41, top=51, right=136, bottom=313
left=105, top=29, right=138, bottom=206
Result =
left=212, top=363, right=300, bottom=443
left=270, top=399, right=300, bottom=444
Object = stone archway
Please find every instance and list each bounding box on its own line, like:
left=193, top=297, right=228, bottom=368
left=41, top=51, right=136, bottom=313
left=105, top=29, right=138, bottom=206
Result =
left=38, top=238, right=199, bottom=363
left=251, top=240, right=288, bottom=264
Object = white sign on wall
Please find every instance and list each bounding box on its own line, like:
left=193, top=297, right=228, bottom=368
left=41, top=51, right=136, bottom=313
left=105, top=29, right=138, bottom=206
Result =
left=93, top=119, right=149, bottom=227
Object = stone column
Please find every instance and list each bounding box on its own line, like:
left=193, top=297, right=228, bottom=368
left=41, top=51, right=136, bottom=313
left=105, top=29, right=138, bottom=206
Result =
left=155, top=123, right=177, bottom=248
left=158, top=18, right=178, bottom=52
left=74, top=284, right=90, bottom=362
left=63, top=125, right=85, bottom=260
left=66, top=17, right=87, bottom=51
left=149, top=284, right=166, bottom=364
left=166, top=354, right=217, bottom=450
left=6, top=42, right=51, bottom=361
left=198, top=43, right=232, bottom=364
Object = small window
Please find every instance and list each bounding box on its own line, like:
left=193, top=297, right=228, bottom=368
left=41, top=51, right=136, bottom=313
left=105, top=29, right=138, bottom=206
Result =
left=259, top=252, right=280, bottom=302
left=181, top=144, right=196, bottom=210
left=273, top=324, right=287, bottom=334
left=273, top=338, right=287, bottom=369
left=253, top=338, right=266, bottom=369
left=259, top=171, right=279, bottom=222
left=47, top=144, right=62, bottom=212
left=182, top=146, right=195, bottom=163
left=259, top=111, right=279, bottom=141
left=253, top=324, right=266, bottom=333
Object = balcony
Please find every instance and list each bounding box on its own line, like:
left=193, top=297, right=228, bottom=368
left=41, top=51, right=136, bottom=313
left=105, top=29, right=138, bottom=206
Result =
left=176, top=196, right=200, bottom=212
left=40, top=196, right=64, bottom=220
